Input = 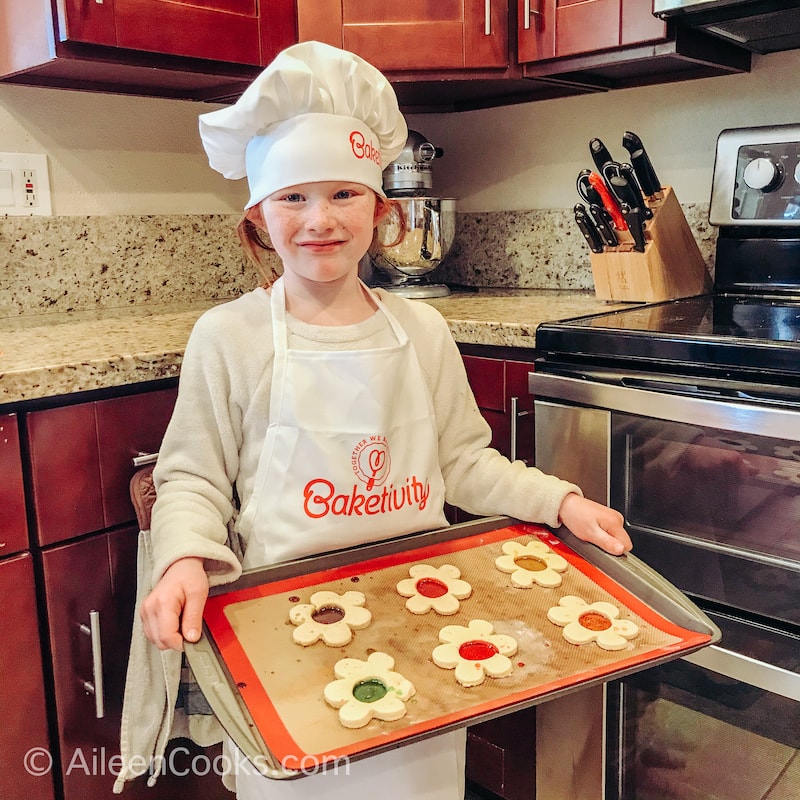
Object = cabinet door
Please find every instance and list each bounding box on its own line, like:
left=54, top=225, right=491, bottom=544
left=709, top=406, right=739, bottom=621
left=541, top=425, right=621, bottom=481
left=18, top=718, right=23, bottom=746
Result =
left=58, top=0, right=280, bottom=65
left=42, top=527, right=228, bottom=800
left=299, top=0, right=507, bottom=71
left=114, top=0, right=262, bottom=64
left=29, top=402, right=105, bottom=546
left=620, top=0, right=665, bottom=46
left=29, top=387, right=177, bottom=546
left=0, top=553, right=55, bottom=800
left=555, top=0, right=620, bottom=57
left=517, top=0, right=556, bottom=63
left=95, top=387, right=177, bottom=528
left=0, top=413, right=29, bottom=557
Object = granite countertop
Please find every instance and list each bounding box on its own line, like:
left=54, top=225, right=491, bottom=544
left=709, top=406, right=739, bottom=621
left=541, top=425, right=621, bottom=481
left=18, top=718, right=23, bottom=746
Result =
left=0, top=290, right=629, bottom=405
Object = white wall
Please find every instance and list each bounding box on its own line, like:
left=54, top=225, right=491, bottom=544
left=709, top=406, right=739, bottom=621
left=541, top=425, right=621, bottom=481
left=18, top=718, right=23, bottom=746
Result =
left=1, top=49, right=798, bottom=215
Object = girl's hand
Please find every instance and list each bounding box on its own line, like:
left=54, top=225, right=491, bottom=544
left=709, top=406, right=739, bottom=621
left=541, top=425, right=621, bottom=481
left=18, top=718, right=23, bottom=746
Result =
left=140, top=557, right=209, bottom=651
left=557, top=493, right=632, bottom=556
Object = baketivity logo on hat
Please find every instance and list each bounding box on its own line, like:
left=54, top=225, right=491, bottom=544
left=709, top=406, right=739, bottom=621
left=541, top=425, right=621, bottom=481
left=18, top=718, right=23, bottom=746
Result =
left=349, top=131, right=381, bottom=165
left=302, top=436, right=431, bottom=518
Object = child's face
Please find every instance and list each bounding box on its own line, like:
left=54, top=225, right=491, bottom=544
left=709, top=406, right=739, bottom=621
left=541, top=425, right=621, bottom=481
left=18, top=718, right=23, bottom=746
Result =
left=261, top=181, right=383, bottom=287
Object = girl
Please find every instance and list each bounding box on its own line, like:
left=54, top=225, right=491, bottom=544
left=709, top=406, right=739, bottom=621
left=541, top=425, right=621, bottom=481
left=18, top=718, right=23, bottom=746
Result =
left=138, top=40, right=631, bottom=800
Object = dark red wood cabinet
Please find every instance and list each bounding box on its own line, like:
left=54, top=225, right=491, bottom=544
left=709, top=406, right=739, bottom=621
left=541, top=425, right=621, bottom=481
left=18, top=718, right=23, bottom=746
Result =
left=0, top=553, right=56, bottom=800
left=520, top=0, right=750, bottom=89
left=298, top=0, right=508, bottom=72
left=28, top=387, right=178, bottom=546
left=0, top=413, right=28, bottom=557
left=0, top=0, right=296, bottom=100
left=12, top=384, right=229, bottom=800
left=462, top=354, right=536, bottom=465
left=458, top=352, right=538, bottom=800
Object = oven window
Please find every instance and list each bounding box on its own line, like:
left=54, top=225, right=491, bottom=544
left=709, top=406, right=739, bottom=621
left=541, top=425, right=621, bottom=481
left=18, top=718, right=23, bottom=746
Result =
left=620, top=418, right=800, bottom=562
left=610, top=613, right=800, bottom=800
left=611, top=416, right=800, bottom=624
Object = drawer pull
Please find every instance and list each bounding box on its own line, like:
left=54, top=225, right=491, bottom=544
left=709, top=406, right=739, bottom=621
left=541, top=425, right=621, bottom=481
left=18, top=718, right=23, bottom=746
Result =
left=510, top=396, right=532, bottom=464
left=523, top=0, right=542, bottom=31
left=132, top=451, right=159, bottom=467
left=79, top=610, right=105, bottom=719
left=485, top=0, right=491, bottom=35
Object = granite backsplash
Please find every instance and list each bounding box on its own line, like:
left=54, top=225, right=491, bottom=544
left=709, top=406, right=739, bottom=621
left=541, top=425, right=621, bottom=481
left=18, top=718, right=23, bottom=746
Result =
left=0, top=205, right=716, bottom=317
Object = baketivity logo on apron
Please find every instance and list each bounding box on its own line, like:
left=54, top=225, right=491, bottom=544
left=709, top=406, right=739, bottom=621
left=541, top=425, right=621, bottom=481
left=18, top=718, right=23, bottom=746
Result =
left=302, top=436, right=431, bottom=518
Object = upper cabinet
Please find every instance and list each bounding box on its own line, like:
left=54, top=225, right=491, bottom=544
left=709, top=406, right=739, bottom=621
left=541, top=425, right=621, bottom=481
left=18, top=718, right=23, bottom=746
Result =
left=520, top=0, right=751, bottom=89
left=297, top=0, right=508, bottom=71
left=1, top=0, right=751, bottom=108
left=0, top=0, right=296, bottom=100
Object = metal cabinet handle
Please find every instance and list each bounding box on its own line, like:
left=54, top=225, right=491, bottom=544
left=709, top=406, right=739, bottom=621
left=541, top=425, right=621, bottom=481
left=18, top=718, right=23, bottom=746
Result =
left=523, top=0, right=542, bottom=31
left=510, top=396, right=532, bottom=463
left=79, top=610, right=105, bottom=719
left=484, top=0, right=491, bottom=35
left=132, top=451, right=158, bottom=467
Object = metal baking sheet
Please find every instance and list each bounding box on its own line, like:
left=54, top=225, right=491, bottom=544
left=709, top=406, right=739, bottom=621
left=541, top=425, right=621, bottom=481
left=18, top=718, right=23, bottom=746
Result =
left=185, top=516, right=719, bottom=779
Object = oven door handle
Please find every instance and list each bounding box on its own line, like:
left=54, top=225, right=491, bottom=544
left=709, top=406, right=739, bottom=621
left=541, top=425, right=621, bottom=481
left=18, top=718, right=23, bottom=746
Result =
left=682, top=645, right=800, bottom=702
left=528, top=371, right=800, bottom=440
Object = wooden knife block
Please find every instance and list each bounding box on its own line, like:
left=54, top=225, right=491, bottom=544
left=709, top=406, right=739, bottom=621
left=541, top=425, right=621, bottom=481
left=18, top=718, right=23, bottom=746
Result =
left=589, top=186, right=712, bottom=303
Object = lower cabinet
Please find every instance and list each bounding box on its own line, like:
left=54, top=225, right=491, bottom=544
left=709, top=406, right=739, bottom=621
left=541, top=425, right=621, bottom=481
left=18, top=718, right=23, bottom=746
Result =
left=0, top=552, right=55, bottom=800
left=458, top=348, right=539, bottom=800
left=41, top=525, right=230, bottom=799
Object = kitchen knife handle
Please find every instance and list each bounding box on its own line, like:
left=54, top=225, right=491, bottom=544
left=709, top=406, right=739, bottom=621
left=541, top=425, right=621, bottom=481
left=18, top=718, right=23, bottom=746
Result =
left=576, top=169, right=603, bottom=207
left=588, top=171, right=627, bottom=231
left=620, top=203, right=646, bottom=253
left=622, top=131, right=662, bottom=198
left=574, top=203, right=605, bottom=254
left=619, top=163, right=653, bottom=219
left=589, top=137, right=615, bottom=174
left=589, top=203, right=619, bottom=247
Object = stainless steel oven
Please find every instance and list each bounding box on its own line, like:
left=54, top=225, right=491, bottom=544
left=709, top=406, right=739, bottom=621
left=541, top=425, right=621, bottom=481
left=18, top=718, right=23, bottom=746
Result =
left=528, top=125, right=800, bottom=799
left=530, top=376, right=800, bottom=799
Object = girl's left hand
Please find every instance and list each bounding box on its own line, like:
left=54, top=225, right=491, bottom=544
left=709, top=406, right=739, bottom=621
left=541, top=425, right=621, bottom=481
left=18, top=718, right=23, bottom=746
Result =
left=557, top=493, right=632, bottom=555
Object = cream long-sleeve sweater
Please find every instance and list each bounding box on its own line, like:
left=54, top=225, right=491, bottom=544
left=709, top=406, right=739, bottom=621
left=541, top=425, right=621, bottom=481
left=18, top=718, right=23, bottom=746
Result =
left=150, top=287, right=582, bottom=584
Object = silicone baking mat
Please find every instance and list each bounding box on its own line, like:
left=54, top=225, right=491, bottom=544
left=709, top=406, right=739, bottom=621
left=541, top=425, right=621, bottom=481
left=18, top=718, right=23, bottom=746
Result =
left=200, top=522, right=713, bottom=769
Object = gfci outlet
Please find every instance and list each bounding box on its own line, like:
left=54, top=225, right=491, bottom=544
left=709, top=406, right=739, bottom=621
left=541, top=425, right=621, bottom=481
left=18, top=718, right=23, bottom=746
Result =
left=0, top=153, right=53, bottom=216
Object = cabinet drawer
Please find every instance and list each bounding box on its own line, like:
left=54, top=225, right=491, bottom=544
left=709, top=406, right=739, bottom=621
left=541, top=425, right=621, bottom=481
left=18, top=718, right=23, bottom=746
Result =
left=463, top=355, right=506, bottom=412
left=0, top=413, right=29, bottom=556
left=29, top=387, right=177, bottom=545
left=0, top=553, right=55, bottom=800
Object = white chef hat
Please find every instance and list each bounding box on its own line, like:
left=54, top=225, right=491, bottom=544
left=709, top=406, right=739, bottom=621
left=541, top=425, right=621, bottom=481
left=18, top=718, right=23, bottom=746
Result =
left=198, top=41, right=408, bottom=208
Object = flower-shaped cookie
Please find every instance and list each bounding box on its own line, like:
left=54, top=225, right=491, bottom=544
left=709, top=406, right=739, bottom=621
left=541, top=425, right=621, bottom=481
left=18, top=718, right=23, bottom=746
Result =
left=432, top=619, right=518, bottom=687
left=495, top=540, right=568, bottom=588
left=773, top=463, right=800, bottom=484
left=289, top=590, right=371, bottom=647
left=396, top=564, right=472, bottom=615
left=547, top=596, right=639, bottom=651
left=775, top=445, right=800, bottom=461
left=323, top=652, right=415, bottom=729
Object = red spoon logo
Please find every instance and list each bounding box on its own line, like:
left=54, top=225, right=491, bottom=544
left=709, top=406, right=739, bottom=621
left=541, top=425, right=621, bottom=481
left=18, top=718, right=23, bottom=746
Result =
left=352, top=439, right=390, bottom=489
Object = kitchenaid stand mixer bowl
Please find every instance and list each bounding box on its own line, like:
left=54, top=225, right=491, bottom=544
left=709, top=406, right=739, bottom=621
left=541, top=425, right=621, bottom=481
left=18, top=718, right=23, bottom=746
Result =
left=366, top=197, right=456, bottom=298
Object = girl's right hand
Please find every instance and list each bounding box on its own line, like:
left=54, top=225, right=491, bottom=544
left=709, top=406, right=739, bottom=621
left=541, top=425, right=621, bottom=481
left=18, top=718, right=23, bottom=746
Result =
left=140, top=557, right=209, bottom=651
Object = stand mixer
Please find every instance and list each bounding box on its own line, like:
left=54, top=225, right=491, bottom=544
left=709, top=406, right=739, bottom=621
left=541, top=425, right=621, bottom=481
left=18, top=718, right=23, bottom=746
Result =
left=361, top=130, right=457, bottom=298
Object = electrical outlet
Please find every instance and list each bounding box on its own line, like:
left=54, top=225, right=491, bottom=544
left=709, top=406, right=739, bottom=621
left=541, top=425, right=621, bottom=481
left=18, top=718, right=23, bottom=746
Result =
left=0, top=153, right=52, bottom=216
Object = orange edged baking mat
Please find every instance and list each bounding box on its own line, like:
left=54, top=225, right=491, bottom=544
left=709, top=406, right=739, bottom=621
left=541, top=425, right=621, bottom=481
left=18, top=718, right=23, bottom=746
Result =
left=190, top=518, right=718, bottom=776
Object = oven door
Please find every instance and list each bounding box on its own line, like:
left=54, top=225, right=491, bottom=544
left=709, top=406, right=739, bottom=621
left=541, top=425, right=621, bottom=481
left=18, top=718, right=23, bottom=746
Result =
left=606, top=609, right=800, bottom=800
left=530, top=369, right=800, bottom=800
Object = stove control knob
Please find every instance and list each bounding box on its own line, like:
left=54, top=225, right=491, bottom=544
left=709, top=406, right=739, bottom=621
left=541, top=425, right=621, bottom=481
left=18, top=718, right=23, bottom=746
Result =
left=794, top=161, right=800, bottom=186
left=743, top=157, right=783, bottom=192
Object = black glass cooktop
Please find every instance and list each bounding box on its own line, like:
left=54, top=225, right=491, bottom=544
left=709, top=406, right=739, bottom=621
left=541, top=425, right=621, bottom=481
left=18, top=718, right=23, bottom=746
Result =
left=536, top=294, right=800, bottom=379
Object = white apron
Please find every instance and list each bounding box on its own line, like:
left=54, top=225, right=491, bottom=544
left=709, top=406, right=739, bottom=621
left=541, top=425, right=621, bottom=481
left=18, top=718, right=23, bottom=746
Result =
left=237, top=277, right=448, bottom=569
left=233, top=278, right=462, bottom=800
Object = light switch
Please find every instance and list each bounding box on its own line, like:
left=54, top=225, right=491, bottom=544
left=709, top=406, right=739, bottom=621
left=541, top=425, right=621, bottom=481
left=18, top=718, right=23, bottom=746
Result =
left=0, top=169, right=13, bottom=206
